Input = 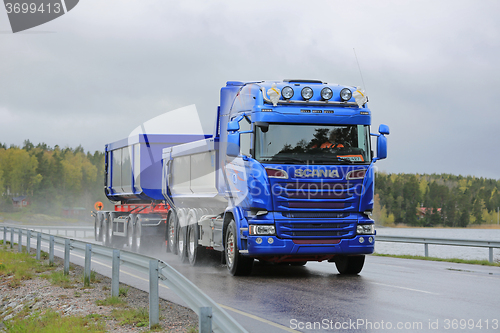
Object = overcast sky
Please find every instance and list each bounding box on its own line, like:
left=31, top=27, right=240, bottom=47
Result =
left=1, top=0, right=499, bottom=179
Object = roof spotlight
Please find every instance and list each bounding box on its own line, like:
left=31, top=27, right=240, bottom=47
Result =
left=340, top=88, right=352, bottom=102
left=321, top=87, right=333, bottom=100
left=301, top=87, right=314, bottom=100
left=281, top=86, right=294, bottom=99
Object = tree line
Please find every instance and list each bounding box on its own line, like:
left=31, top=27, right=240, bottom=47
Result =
left=0, top=140, right=107, bottom=216
left=374, top=172, right=500, bottom=227
left=2, top=141, right=500, bottom=227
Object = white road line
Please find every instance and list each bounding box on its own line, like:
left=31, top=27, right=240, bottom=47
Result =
left=218, top=304, right=301, bottom=333
left=370, top=282, right=440, bottom=295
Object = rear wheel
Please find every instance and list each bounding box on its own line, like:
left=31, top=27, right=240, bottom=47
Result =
left=176, top=209, right=188, bottom=262
left=225, top=220, right=253, bottom=276
left=187, top=223, right=208, bottom=266
left=166, top=212, right=177, bottom=254
left=335, top=255, right=365, bottom=275
left=176, top=222, right=188, bottom=263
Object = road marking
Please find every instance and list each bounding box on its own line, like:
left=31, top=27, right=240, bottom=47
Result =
left=370, top=282, right=440, bottom=295
left=218, top=304, right=301, bottom=333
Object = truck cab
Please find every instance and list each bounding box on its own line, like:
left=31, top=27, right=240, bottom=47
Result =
left=163, top=80, right=389, bottom=276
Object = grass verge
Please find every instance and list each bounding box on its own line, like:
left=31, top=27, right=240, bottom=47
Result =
left=3, top=308, right=106, bottom=332
left=372, top=253, right=500, bottom=266
left=0, top=244, right=53, bottom=287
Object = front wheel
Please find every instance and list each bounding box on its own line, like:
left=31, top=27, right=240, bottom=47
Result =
left=225, top=220, right=253, bottom=276
left=335, top=255, right=365, bottom=275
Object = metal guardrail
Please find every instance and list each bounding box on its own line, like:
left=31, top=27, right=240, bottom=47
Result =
left=376, top=235, right=500, bottom=263
left=17, top=225, right=94, bottom=238
left=1, top=225, right=247, bottom=333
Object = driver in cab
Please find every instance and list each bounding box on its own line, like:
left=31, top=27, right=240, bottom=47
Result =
left=312, top=129, right=345, bottom=149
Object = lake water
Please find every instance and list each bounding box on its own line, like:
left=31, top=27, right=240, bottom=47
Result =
left=375, top=227, right=500, bottom=262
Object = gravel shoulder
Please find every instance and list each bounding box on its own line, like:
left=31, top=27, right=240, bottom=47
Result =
left=0, top=248, right=198, bottom=332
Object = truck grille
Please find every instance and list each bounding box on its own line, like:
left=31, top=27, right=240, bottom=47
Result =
left=271, top=179, right=361, bottom=239
left=272, top=181, right=361, bottom=211
left=278, top=221, right=355, bottom=239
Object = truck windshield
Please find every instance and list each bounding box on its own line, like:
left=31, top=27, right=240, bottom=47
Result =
left=255, top=124, right=371, bottom=165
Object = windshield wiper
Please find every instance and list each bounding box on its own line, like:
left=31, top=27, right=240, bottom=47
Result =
left=314, top=156, right=366, bottom=164
left=269, top=156, right=305, bottom=164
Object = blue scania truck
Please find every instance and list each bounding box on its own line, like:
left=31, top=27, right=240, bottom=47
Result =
left=97, top=79, right=389, bottom=276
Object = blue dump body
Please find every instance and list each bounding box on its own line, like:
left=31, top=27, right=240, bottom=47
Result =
left=160, top=80, right=389, bottom=275
left=105, top=134, right=210, bottom=202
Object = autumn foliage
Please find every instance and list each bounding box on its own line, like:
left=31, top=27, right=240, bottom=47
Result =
left=0, top=140, right=107, bottom=216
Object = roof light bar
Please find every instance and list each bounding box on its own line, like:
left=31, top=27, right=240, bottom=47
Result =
left=321, top=87, right=333, bottom=100
left=281, top=86, right=294, bottom=99
left=301, top=87, right=314, bottom=100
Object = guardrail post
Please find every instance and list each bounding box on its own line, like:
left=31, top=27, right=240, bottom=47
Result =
left=199, top=307, right=213, bottom=333
left=424, top=243, right=429, bottom=257
left=112, top=249, right=120, bottom=297
left=18, top=229, right=22, bottom=252
left=10, top=227, right=14, bottom=249
left=26, top=230, right=31, bottom=254
left=84, top=244, right=92, bottom=287
left=64, top=239, right=70, bottom=275
left=489, top=247, right=493, bottom=263
left=149, top=260, right=160, bottom=329
left=49, top=235, right=54, bottom=265
left=3, top=226, right=6, bottom=245
left=36, top=232, right=42, bottom=260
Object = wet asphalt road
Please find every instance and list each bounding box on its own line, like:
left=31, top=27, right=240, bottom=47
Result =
left=152, top=252, right=500, bottom=333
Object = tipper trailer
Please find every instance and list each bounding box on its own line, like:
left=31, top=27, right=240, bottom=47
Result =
left=95, top=79, right=389, bottom=276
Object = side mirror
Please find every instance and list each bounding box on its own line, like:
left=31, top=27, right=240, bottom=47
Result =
left=379, top=124, right=390, bottom=135
left=255, top=121, right=269, bottom=133
left=226, top=131, right=240, bottom=157
left=377, top=134, right=387, bottom=160
left=227, top=120, right=240, bottom=132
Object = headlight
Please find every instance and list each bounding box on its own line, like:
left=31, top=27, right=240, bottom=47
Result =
left=301, top=87, right=314, bottom=100
left=281, top=86, right=294, bottom=99
left=340, top=88, right=352, bottom=102
left=321, top=87, right=333, bottom=100
left=249, top=225, right=276, bottom=236
left=357, top=224, right=375, bottom=235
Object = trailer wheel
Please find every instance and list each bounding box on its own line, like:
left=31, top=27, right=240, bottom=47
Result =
left=126, top=214, right=136, bottom=251
left=94, top=212, right=103, bottom=242
left=101, top=213, right=109, bottom=246
left=225, top=220, right=253, bottom=276
left=108, top=212, right=117, bottom=247
left=166, top=212, right=177, bottom=254
left=335, top=255, right=365, bottom=275
left=133, top=216, right=142, bottom=252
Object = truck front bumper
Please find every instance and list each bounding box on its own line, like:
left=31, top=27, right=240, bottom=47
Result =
left=246, top=235, right=375, bottom=256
